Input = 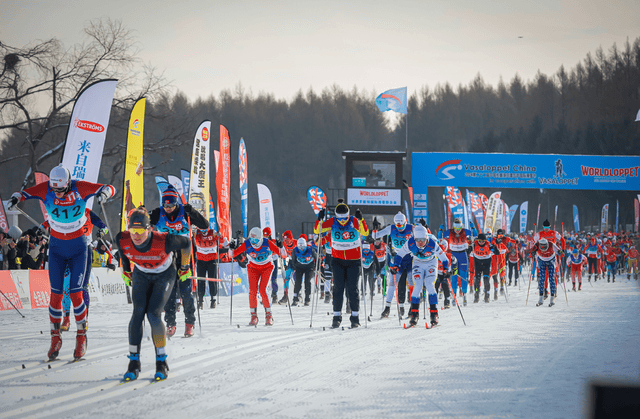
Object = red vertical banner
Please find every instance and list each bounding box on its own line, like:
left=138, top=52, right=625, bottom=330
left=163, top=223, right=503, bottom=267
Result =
left=634, top=198, right=639, bottom=233
left=0, top=272, right=23, bottom=310
left=0, top=192, right=10, bottom=233
left=29, top=271, right=51, bottom=309
left=34, top=172, right=49, bottom=222
left=217, top=125, right=231, bottom=239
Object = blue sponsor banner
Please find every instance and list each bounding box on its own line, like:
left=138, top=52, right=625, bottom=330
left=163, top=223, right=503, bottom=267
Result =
left=415, top=152, right=640, bottom=190
left=413, top=152, right=640, bottom=225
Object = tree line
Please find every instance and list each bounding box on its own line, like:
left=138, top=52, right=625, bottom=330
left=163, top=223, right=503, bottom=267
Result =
left=1, top=20, right=638, bottom=234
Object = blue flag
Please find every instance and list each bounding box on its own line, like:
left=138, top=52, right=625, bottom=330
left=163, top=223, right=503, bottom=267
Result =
left=573, top=205, right=580, bottom=232
left=375, top=87, right=407, bottom=114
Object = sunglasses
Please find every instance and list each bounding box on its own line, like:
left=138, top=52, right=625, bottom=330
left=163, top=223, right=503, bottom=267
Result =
left=129, top=227, right=148, bottom=235
left=52, top=186, right=67, bottom=193
left=163, top=203, right=177, bottom=209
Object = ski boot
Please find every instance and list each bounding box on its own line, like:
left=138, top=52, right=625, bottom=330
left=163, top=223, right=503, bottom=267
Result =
left=291, top=296, right=299, bottom=307
left=399, top=307, right=405, bottom=318
left=154, top=354, right=169, bottom=381
left=249, top=308, right=259, bottom=326
left=166, top=326, right=176, bottom=337
left=452, top=298, right=457, bottom=307
left=349, top=315, right=360, bottom=328
left=463, top=295, right=467, bottom=306
left=514, top=280, right=518, bottom=287
left=210, top=299, right=216, bottom=309
left=380, top=306, right=390, bottom=318
left=508, top=280, right=512, bottom=286
left=500, top=287, right=505, bottom=295
left=184, top=324, right=195, bottom=338
left=265, top=310, right=274, bottom=326
left=304, top=298, right=310, bottom=307
left=494, top=289, right=499, bottom=301
left=47, top=325, right=62, bottom=361
left=607, top=275, right=610, bottom=283
left=429, top=306, right=439, bottom=327
left=278, top=293, right=288, bottom=305
left=628, top=274, right=631, bottom=280
left=409, top=303, right=420, bottom=326
left=443, top=299, right=450, bottom=310
left=271, top=292, right=278, bottom=305
left=536, top=294, right=544, bottom=307
left=324, top=292, right=331, bottom=304
left=484, top=292, right=490, bottom=303
left=578, top=283, right=582, bottom=291
left=549, top=294, right=555, bottom=307
left=572, top=283, right=576, bottom=292
left=123, top=353, right=141, bottom=382
left=331, top=315, right=342, bottom=329
left=74, top=322, right=87, bottom=360
left=60, top=314, right=71, bottom=332
left=612, top=275, right=615, bottom=283
left=473, top=291, right=480, bottom=304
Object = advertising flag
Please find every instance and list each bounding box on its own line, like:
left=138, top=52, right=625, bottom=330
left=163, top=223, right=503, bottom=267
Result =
left=61, top=79, right=117, bottom=210
left=405, top=200, right=412, bottom=224
left=601, top=204, right=609, bottom=233
left=307, top=186, right=327, bottom=216
left=573, top=205, right=580, bottom=232
left=209, top=193, right=218, bottom=232
left=615, top=200, right=619, bottom=233
left=519, top=201, right=528, bottom=233
left=189, top=121, right=211, bottom=223
left=238, top=138, right=248, bottom=237
left=634, top=199, right=639, bottom=233
left=508, top=204, right=518, bottom=233
left=536, top=203, right=541, bottom=228
left=34, top=172, right=49, bottom=222
left=120, top=97, right=145, bottom=231
left=375, top=87, right=407, bottom=114
left=484, top=192, right=501, bottom=233
left=155, top=176, right=170, bottom=203
left=168, top=175, right=186, bottom=204
left=217, top=125, right=231, bottom=239
left=180, top=169, right=190, bottom=202
left=468, top=191, right=484, bottom=232
left=445, top=186, right=466, bottom=226
left=554, top=205, right=558, bottom=230
left=0, top=193, right=9, bottom=233
left=257, top=184, right=275, bottom=239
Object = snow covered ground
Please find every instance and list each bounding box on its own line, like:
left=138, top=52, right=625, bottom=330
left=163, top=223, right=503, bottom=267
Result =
left=1, top=268, right=639, bottom=419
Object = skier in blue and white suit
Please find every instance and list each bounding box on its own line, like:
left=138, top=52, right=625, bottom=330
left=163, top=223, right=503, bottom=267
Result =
left=392, top=225, right=450, bottom=327
left=374, top=212, right=413, bottom=318
left=442, top=218, right=474, bottom=306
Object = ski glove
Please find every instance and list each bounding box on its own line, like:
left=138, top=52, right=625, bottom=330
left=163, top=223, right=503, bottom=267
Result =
left=97, top=190, right=110, bottom=204
left=317, top=208, right=325, bottom=221
left=418, top=219, right=427, bottom=228
left=228, top=240, right=237, bottom=250
left=122, top=271, right=133, bottom=286
left=107, top=263, right=116, bottom=271
left=8, top=192, right=21, bottom=210
left=98, top=227, right=109, bottom=239
left=389, top=266, right=399, bottom=274
left=178, top=265, right=192, bottom=282
left=355, top=209, right=363, bottom=220
left=275, top=238, right=283, bottom=248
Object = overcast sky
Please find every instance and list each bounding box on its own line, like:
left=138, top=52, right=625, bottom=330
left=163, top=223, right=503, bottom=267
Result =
left=2, top=0, right=639, bottom=103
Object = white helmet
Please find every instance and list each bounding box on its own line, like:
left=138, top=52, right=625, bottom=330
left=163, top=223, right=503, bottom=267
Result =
left=248, top=227, right=262, bottom=248
left=538, top=238, right=548, bottom=249
left=453, top=218, right=463, bottom=230
left=297, top=238, right=307, bottom=250
left=413, top=225, right=428, bottom=247
left=394, top=212, right=407, bottom=230
left=49, top=164, right=71, bottom=192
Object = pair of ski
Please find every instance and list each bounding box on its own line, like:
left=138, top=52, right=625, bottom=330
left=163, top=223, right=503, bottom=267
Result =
left=403, top=322, right=438, bottom=329
left=46, top=356, right=84, bottom=364
left=121, top=375, right=167, bottom=384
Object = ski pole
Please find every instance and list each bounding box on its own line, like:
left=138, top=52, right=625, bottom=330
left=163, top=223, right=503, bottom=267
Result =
left=445, top=276, right=466, bottom=326
left=229, top=255, right=234, bottom=326
left=280, top=258, right=294, bottom=325
left=310, top=236, right=323, bottom=327
left=98, top=201, right=116, bottom=244
left=526, top=257, right=534, bottom=305
left=358, top=234, right=368, bottom=328
left=0, top=289, right=26, bottom=318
